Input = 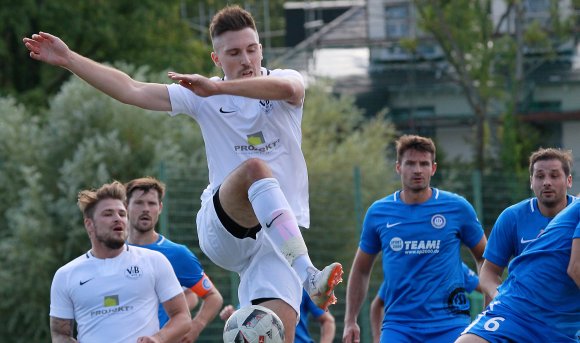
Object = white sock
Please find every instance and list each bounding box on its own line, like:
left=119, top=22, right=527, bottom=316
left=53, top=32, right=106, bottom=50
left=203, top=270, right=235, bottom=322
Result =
left=248, top=178, right=315, bottom=283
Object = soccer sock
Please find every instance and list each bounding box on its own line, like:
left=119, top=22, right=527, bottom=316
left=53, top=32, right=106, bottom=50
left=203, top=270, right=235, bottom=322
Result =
left=248, top=177, right=315, bottom=283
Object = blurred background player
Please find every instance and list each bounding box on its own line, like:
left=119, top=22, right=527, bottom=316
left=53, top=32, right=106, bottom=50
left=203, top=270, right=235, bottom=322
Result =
left=126, top=177, right=223, bottom=342
left=479, top=148, right=575, bottom=302
left=49, top=181, right=190, bottom=342
left=343, top=135, right=486, bottom=343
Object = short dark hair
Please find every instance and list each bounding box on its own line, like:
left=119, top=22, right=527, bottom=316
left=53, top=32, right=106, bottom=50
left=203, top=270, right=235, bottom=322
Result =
left=396, top=135, right=436, bottom=162
left=529, top=148, right=573, bottom=176
left=77, top=181, right=126, bottom=219
left=209, top=5, right=257, bottom=40
left=125, top=177, right=166, bottom=204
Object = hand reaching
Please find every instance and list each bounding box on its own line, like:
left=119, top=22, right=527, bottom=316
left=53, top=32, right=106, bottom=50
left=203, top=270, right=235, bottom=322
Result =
left=167, top=72, right=220, bottom=98
left=23, top=32, right=71, bottom=67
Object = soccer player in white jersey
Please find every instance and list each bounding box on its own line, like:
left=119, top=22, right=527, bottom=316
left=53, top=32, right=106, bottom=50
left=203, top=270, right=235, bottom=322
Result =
left=49, top=181, right=190, bottom=342
left=479, top=148, right=575, bottom=303
left=343, top=135, right=487, bottom=343
left=24, top=6, right=342, bottom=341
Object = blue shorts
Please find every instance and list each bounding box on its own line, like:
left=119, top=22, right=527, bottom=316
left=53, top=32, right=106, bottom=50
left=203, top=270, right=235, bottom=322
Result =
left=380, top=322, right=467, bottom=343
left=461, top=301, right=576, bottom=343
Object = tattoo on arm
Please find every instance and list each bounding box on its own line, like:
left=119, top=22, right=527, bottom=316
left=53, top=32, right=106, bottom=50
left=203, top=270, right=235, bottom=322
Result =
left=50, top=317, right=77, bottom=342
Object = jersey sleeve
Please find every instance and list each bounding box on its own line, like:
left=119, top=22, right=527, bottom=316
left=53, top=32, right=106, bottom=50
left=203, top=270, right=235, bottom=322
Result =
left=170, top=245, right=205, bottom=289
left=461, top=263, right=479, bottom=293
left=153, top=252, right=185, bottom=303
left=359, top=203, right=382, bottom=255
left=166, top=83, right=202, bottom=117
left=457, top=198, right=485, bottom=249
left=484, top=208, right=517, bottom=267
left=49, top=268, right=75, bottom=319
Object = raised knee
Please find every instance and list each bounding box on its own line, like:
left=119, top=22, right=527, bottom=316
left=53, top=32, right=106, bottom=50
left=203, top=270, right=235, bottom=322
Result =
left=242, top=158, right=273, bottom=179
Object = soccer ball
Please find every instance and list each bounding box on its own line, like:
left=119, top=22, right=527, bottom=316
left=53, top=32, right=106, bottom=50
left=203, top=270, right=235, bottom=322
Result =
left=223, top=304, right=285, bottom=343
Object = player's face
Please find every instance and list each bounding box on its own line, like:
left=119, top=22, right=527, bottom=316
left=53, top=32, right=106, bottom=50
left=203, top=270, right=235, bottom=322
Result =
left=530, top=159, right=571, bottom=207
left=396, top=149, right=436, bottom=193
left=127, top=189, right=162, bottom=233
left=86, top=198, right=127, bottom=250
left=211, top=27, right=263, bottom=80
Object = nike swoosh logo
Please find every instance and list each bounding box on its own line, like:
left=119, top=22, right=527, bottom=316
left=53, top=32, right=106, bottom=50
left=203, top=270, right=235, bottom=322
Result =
left=219, top=107, right=236, bottom=114
left=265, top=213, right=283, bottom=228
left=520, top=237, right=537, bottom=244
left=79, top=278, right=94, bottom=285
left=386, top=222, right=402, bottom=228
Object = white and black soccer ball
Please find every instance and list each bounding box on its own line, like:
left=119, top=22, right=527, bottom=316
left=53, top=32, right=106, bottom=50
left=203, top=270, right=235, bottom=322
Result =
left=223, top=304, right=285, bottom=343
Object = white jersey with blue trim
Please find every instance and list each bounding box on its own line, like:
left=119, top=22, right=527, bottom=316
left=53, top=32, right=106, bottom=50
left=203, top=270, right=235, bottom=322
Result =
left=484, top=195, right=576, bottom=267
left=166, top=67, right=309, bottom=227
left=496, top=200, right=580, bottom=337
left=360, top=188, right=484, bottom=326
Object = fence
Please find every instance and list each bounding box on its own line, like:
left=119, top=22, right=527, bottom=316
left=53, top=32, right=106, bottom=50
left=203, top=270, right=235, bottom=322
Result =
left=159, top=164, right=532, bottom=342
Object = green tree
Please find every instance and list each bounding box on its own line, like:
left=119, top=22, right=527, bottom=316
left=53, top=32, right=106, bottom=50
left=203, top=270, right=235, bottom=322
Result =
left=0, top=67, right=206, bottom=342
left=1, top=0, right=213, bottom=106
left=409, top=0, right=576, bottom=173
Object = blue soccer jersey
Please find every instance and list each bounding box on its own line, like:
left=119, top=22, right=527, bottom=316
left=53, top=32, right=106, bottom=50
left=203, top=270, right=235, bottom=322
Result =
left=376, top=262, right=478, bottom=305
left=295, top=289, right=325, bottom=343
left=360, top=188, right=484, bottom=327
left=130, top=235, right=205, bottom=326
left=484, top=195, right=575, bottom=267
left=493, top=200, right=580, bottom=338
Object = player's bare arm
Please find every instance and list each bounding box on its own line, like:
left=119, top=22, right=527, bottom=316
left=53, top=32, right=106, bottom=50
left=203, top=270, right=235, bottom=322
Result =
left=184, top=287, right=223, bottom=343
left=479, top=260, right=503, bottom=301
left=153, top=293, right=191, bottom=343
left=343, top=249, right=375, bottom=343
left=568, top=238, right=580, bottom=288
left=49, top=317, right=78, bottom=343
left=168, top=72, right=304, bottom=106
left=23, top=32, right=171, bottom=111
left=318, top=311, right=336, bottom=343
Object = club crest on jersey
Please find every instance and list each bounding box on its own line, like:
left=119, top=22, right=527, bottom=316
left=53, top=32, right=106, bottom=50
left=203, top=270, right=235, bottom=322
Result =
left=431, top=214, right=446, bottom=229
left=259, top=99, right=273, bottom=114
left=125, top=265, right=143, bottom=279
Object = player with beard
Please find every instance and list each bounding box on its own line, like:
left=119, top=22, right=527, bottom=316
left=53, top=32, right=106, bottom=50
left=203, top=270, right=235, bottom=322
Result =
left=49, top=181, right=190, bottom=343
left=125, top=177, right=223, bottom=343
left=479, top=148, right=575, bottom=302
left=343, top=135, right=487, bottom=343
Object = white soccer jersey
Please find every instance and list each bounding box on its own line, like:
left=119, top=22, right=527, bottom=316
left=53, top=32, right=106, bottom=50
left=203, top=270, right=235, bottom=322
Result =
left=167, top=68, right=310, bottom=227
left=50, top=245, right=183, bottom=343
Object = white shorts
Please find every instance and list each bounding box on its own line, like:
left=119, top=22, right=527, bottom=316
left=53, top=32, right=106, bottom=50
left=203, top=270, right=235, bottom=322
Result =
left=196, top=195, right=302, bottom=315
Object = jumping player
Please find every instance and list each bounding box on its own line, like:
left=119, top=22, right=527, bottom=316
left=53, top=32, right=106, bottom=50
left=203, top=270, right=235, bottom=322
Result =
left=24, top=6, right=342, bottom=342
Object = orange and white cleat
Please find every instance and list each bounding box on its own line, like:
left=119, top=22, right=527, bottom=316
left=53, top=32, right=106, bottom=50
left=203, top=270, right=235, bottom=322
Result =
left=305, top=262, right=343, bottom=311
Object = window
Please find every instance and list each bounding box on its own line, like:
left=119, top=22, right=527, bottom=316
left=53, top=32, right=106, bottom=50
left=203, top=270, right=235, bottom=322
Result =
left=385, top=4, right=411, bottom=39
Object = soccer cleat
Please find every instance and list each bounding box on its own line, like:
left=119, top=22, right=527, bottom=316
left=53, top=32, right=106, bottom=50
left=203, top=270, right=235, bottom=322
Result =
left=305, top=262, right=343, bottom=311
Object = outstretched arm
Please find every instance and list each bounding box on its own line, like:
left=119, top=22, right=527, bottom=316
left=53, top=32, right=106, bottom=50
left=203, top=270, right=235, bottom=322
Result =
left=167, top=72, right=305, bottom=106
left=23, top=32, right=171, bottom=111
